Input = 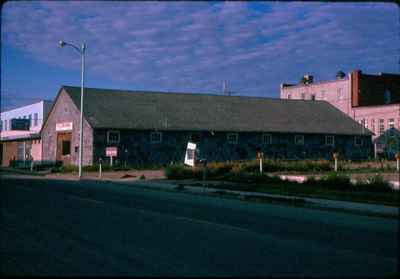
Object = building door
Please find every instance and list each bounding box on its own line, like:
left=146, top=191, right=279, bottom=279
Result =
left=56, top=132, right=72, bottom=165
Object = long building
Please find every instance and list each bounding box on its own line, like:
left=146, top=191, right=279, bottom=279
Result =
left=40, top=86, right=373, bottom=167
left=280, top=70, right=400, bottom=158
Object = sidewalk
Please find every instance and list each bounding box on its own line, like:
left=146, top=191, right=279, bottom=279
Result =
left=1, top=170, right=398, bottom=218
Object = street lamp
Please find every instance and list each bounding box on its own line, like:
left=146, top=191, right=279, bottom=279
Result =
left=59, top=40, right=86, bottom=178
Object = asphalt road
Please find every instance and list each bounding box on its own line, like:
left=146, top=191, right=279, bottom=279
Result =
left=1, top=176, right=398, bottom=276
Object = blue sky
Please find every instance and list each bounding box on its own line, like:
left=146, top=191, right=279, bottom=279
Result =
left=1, top=1, right=399, bottom=111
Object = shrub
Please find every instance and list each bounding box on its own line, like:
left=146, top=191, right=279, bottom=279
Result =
left=206, top=162, right=234, bottom=177
left=222, top=170, right=287, bottom=185
left=241, top=159, right=332, bottom=173
left=139, top=174, right=146, bottom=180
left=318, top=172, right=352, bottom=191
left=164, top=164, right=200, bottom=180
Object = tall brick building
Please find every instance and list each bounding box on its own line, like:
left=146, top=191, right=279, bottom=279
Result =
left=280, top=70, right=400, bottom=158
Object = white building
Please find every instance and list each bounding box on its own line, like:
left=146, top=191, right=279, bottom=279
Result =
left=0, top=100, right=52, bottom=166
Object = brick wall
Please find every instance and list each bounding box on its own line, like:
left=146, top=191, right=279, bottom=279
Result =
left=41, top=90, right=93, bottom=166
left=280, top=78, right=351, bottom=115
left=92, top=129, right=373, bottom=166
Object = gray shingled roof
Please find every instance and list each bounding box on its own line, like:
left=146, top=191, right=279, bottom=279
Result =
left=62, top=86, right=372, bottom=136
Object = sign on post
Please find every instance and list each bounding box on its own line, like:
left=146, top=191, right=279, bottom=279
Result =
left=106, top=147, right=118, bottom=167
left=184, top=142, right=196, bottom=167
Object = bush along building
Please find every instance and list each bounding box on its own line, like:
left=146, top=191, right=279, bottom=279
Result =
left=41, top=86, right=373, bottom=167
left=280, top=70, right=400, bottom=158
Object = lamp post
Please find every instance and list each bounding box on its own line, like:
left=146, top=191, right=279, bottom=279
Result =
left=59, top=40, right=86, bottom=178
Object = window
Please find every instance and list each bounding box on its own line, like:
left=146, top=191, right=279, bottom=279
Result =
left=295, top=135, right=304, bottom=145
left=150, top=132, right=162, bottom=143
left=371, top=119, right=375, bottom=133
left=23, top=115, right=26, bottom=119
left=379, top=119, right=385, bottom=136
left=311, top=94, right=316, bottom=101
left=262, top=134, right=272, bottom=145
left=62, top=140, right=71, bottom=155
left=0, top=120, right=2, bottom=131
left=287, top=94, right=292, bottom=99
left=388, top=118, right=395, bottom=129
left=354, top=136, right=362, bottom=146
left=34, top=113, right=38, bottom=126
left=389, top=119, right=395, bottom=137
left=325, top=135, right=334, bottom=146
left=4, top=119, right=7, bottom=131
left=384, top=89, right=391, bottom=104
left=28, top=114, right=32, bottom=128
left=107, top=130, right=120, bottom=144
left=360, top=119, right=367, bottom=129
left=301, top=93, right=305, bottom=100
left=227, top=133, right=238, bottom=144
left=17, top=142, right=24, bottom=160
left=337, top=88, right=343, bottom=100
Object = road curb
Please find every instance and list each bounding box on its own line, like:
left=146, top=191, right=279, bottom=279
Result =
left=129, top=181, right=399, bottom=218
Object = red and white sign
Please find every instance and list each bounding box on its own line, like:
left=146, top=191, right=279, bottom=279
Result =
left=106, top=147, right=118, bottom=157
left=56, top=122, right=73, bottom=131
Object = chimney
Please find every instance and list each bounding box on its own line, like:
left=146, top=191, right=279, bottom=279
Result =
left=301, top=74, right=313, bottom=84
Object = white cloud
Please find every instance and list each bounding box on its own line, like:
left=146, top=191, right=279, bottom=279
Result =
left=1, top=1, right=398, bottom=97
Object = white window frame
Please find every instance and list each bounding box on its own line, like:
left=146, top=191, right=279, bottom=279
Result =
left=262, top=134, right=272, bottom=145
left=294, top=135, right=304, bottom=145
left=107, top=130, right=120, bottom=144
left=379, top=119, right=385, bottom=136
left=150, top=131, right=162, bottom=144
left=325, top=135, right=335, bottom=146
left=227, top=133, right=238, bottom=144
left=354, top=136, right=362, bottom=146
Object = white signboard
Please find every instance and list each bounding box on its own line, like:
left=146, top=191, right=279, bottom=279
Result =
left=56, top=122, right=73, bottom=132
left=106, top=147, right=118, bottom=157
left=184, top=142, right=196, bottom=167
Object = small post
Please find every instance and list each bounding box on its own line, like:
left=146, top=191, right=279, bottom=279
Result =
left=396, top=153, right=400, bottom=188
left=99, top=158, right=103, bottom=178
left=396, top=153, right=400, bottom=172
left=259, top=152, right=263, bottom=174
left=110, top=156, right=113, bottom=167
left=202, top=159, right=207, bottom=193
left=333, top=153, right=338, bottom=172
left=30, top=157, right=34, bottom=172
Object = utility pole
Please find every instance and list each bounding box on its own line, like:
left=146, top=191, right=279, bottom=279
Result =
left=223, top=80, right=228, bottom=96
